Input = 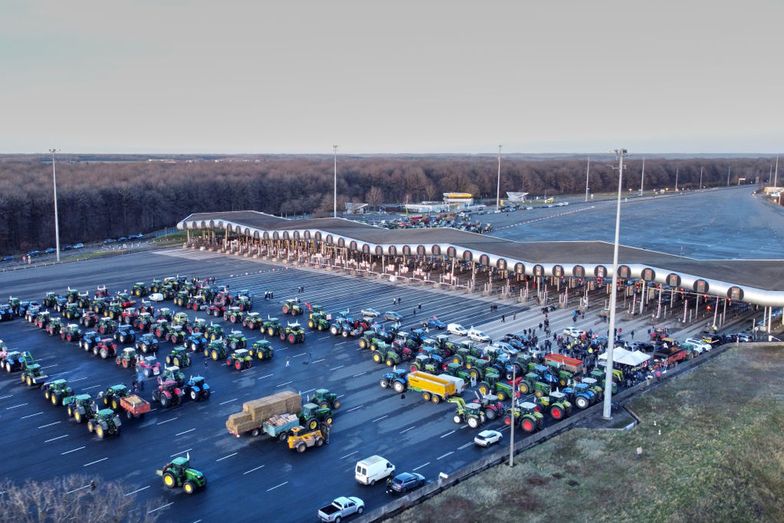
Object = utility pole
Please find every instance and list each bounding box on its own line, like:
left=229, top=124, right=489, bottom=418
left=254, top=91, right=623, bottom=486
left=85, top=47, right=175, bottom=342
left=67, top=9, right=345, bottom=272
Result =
left=584, top=156, right=591, bottom=202
left=639, top=157, right=645, bottom=197
left=333, top=145, right=338, bottom=218
left=774, top=156, right=779, bottom=188
left=674, top=167, right=679, bottom=191
left=699, top=166, right=703, bottom=189
left=727, top=166, right=731, bottom=187
left=49, top=148, right=61, bottom=262
left=508, top=362, right=516, bottom=466
left=603, top=148, right=626, bottom=420
left=496, top=145, right=502, bottom=211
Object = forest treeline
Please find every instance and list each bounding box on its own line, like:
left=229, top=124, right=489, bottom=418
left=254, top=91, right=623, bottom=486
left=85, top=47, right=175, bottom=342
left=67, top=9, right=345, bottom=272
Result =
left=0, top=155, right=773, bottom=253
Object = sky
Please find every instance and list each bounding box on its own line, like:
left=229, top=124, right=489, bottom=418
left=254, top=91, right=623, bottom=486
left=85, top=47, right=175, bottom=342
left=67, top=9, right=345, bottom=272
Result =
left=1, top=1, right=782, bottom=154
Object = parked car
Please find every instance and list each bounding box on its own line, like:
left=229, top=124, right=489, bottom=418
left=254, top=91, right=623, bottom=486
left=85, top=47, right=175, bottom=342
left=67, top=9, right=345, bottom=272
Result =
left=355, top=455, right=395, bottom=486
left=466, top=327, right=491, bottom=343
left=73, top=243, right=85, bottom=249
left=447, top=323, right=467, bottom=336
left=361, top=308, right=380, bottom=318
left=474, top=429, right=503, bottom=447
left=422, top=317, right=446, bottom=330
left=386, top=472, right=426, bottom=495
left=684, top=337, right=712, bottom=353
left=317, top=497, right=365, bottom=522
left=148, top=293, right=165, bottom=302
left=383, top=311, right=402, bottom=322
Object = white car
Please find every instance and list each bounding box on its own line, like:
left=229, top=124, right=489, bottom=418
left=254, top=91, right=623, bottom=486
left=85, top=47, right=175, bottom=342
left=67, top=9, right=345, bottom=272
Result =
left=447, top=323, right=468, bottom=336
left=563, top=327, right=585, bottom=338
left=467, top=327, right=491, bottom=343
left=474, top=429, right=503, bottom=447
left=148, top=293, right=164, bottom=302
left=684, top=338, right=712, bottom=353
left=361, top=308, right=380, bottom=318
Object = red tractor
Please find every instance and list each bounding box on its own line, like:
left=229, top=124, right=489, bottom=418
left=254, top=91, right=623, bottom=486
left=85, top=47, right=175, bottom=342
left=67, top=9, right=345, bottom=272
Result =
left=94, top=338, right=119, bottom=360
left=152, top=379, right=185, bottom=408
left=121, top=308, right=139, bottom=325
left=81, top=311, right=98, bottom=328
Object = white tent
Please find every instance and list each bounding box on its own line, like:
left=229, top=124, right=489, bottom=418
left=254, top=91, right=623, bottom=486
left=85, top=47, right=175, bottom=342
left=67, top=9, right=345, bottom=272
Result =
left=598, top=347, right=652, bottom=367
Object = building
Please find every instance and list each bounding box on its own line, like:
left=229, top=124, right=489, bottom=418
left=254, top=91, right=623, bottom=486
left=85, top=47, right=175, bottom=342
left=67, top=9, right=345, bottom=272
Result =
left=506, top=191, right=529, bottom=203
left=442, top=192, right=474, bottom=209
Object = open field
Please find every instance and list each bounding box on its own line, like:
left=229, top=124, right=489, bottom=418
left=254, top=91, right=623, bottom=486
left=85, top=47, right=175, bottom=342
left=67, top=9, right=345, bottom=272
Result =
left=393, top=344, right=784, bottom=523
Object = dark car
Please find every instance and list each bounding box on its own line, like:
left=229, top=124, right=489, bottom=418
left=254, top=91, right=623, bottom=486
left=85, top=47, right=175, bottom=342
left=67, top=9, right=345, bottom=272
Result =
left=44, top=247, right=56, bottom=254
left=73, top=243, right=85, bottom=249
left=103, top=239, right=116, bottom=244
left=1, top=256, right=14, bottom=263
left=386, top=472, right=426, bottom=495
left=422, top=317, right=446, bottom=330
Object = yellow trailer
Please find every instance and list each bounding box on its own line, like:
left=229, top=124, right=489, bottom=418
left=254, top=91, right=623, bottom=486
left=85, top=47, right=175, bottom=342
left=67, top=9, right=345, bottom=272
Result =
left=405, top=371, right=461, bottom=404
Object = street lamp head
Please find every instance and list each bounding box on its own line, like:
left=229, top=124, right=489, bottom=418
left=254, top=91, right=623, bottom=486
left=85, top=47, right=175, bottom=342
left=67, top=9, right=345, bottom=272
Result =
left=49, top=148, right=58, bottom=154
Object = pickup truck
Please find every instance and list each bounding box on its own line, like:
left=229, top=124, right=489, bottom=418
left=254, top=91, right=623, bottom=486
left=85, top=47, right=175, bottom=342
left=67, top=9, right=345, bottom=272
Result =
left=317, top=496, right=364, bottom=522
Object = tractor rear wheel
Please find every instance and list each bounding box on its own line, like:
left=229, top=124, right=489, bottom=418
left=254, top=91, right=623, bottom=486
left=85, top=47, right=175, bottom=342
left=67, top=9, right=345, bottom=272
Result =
left=160, top=396, right=169, bottom=408
left=163, top=473, right=177, bottom=488
left=173, top=357, right=181, bottom=367
left=87, top=421, right=94, bottom=433
left=288, top=334, right=296, bottom=344
left=112, top=399, right=119, bottom=410
left=332, top=400, right=341, bottom=410
left=44, top=390, right=50, bottom=400
left=211, top=350, right=219, bottom=361
left=183, top=481, right=195, bottom=494
left=575, top=396, right=589, bottom=409
left=67, top=406, right=74, bottom=417
left=551, top=405, right=564, bottom=420
left=95, top=425, right=105, bottom=439
left=393, top=381, right=405, bottom=394
left=359, top=339, right=367, bottom=349
left=372, top=353, right=382, bottom=364
left=497, top=391, right=506, bottom=401
left=521, top=418, right=536, bottom=433
left=386, top=358, right=395, bottom=367
left=315, top=437, right=324, bottom=447
left=74, top=411, right=82, bottom=423
left=485, top=408, right=497, bottom=420
left=308, top=419, right=318, bottom=430
left=519, top=381, right=531, bottom=394
left=51, top=394, right=60, bottom=406
left=234, top=360, right=242, bottom=371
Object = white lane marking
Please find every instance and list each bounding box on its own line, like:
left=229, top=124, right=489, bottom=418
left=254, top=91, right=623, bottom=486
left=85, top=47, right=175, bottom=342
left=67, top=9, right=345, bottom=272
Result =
left=176, top=428, right=196, bottom=436
left=0, top=394, right=13, bottom=400
left=329, top=364, right=343, bottom=370
left=243, top=464, right=265, bottom=475
left=218, top=398, right=238, bottom=406
left=458, top=442, right=474, bottom=450
left=147, top=502, right=174, bottom=515
left=437, top=451, right=454, bottom=460
left=352, top=371, right=367, bottom=377
left=81, top=384, right=103, bottom=391
left=275, top=381, right=293, bottom=388
left=124, top=485, right=151, bottom=497
left=292, top=353, right=307, bottom=358
left=347, top=405, right=363, bottom=413
left=157, top=417, right=178, bottom=426
left=21, top=411, right=44, bottom=419
left=45, top=434, right=69, bottom=443
left=372, top=414, right=389, bottom=423
left=61, top=446, right=86, bottom=455
left=399, top=426, right=416, bottom=434
left=39, top=364, right=59, bottom=370
left=215, top=452, right=238, bottom=462
left=319, top=335, right=331, bottom=340
left=83, top=457, right=109, bottom=467
left=6, top=403, right=28, bottom=410
left=412, top=462, right=430, bottom=471
left=70, top=377, right=88, bottom=383
left=440, top=430, right=456, bottom=439
left=257, top=373, right=274, bottom=380
left=266, top=481, right=288, bottom=492
left=301, top=388, right=315, bottom=395
left=38, top=421, right=61, bottom=429
left=65, top=484, right=91, bottom=495
left=340, top=450, right=358, bottom=460
left=170, top=448, right=192, bottom=458
left=336, top=341, right=349, bottom=346
left=337, top=394, right=345, bottom=399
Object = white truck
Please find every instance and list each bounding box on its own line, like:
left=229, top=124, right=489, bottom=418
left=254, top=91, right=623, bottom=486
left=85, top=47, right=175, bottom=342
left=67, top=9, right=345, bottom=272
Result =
left=317, top=496, right=365, bottom=522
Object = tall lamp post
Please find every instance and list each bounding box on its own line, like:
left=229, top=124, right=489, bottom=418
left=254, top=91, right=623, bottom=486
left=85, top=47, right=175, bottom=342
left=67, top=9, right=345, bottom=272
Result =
left=496, top=145, right=502, bottom=211
left=333, top=145, right=338, bottom=218
left=49, top=148, right=61, bottom=262
left=584, top=156, right=591, bottom=202
left=603, top=148, right=626, bottom=420
left=508, top=362, right=516, bottom=466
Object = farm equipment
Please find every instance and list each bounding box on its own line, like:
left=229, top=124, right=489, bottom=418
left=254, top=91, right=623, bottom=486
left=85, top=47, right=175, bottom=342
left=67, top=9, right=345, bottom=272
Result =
left=45, top=317, right=63, bottom=336
left=311, top=389, right=341, bottom=410
left=152, top=320, right=171, bottom=339
left=105, top=302, right=124, bottom=321
left=223, top=306, right=244, bottom=324
left=183, top=375, right=211, bottom=401
left=410, top=353, right=446, bottom=374
left=371, top=343, right=406, bottom=366
left=161, top=366, right=186, bottom=386
left=65, top=288, right=80, bottom=304
left=157, top=455, right=206, bottom=494
left=226, top=349, right=253, bottom=370
left=172, top=311, right=190, bottom=327
left=448, top=397, right=486, bottom=428
left=476, top=368, right=517, bottom=401
left=135, top=333, right=160, bottom=354
left=280, top=322, right=305, bottom=344
left=226, top=390, right=303, bottom=438
left=187, top=295, right=207, bottom=311
left=185, top=333, right=208, bottom=352
left=94, top=338, right=119, bottom=359
left=262, top=317, right=282, bottom=337
left=100, top=384, right=131, bottom=410
left=174, top=291, right=189, bottom=308
left=64, top=394, right=97, bottom=423
left=234, top=294, right=252, bottom=311
left=379, top=368, right=409, bottom=393
left=21, top=364, right=48, bottom=387
left=116, top=347, right=140, bottom=368
left=402, top=371, right=463, bottom=404
left=281, top=299, right=304, bottom=315
left=165, top=346, right=192, bottom=368
left=86, top=408, right=122, bottom=439
left=156, top=307, right=173, bottom=321
left=80, top=331, right=101, bottom=352
left=205, top=323, right=223, bottom=341
left=242, top=312, right=264, bottom=330
left=249, top=340, right=274, bottom=360
left=205, top=340, right=228, bottom=361
left=132, top=282, right=148, bottom=297
left=287, top=426, right=326, bottom=453
left=120, top=307, right=139, bottom=325
left=152, top=379, right=185, bottom=408
left=118, top=394, right=151, bottom=420
left=563, top=377, right=602, bottom=410
left=136, top=355, right=162, bottom=377
left=168, top=325, right=187, bottom=345
left=91, top=297, right=107, bottom=314
left=114, top=324, right=136, bottom=344
left=504, top=401, right=544, bottom=433
left=186, top=317, right=207, bottom=334
left=96, top=317, right=118, bottom=335
left=42, top=379, right=74, bottom=406
left=43, top=292, right=58, bottom=308
left=3, top=351, right=34, bottom=373
left=133, top=312, right=153, bottom=331
left=60, top=324, right=82, bottom=342
left=537, top=390, right=572, bottom=420
left=225, top=330, right=247, bottom=350
left=63, top=303, right=82, bottom=321
left=34, top=311, right=51, bottom=329
left=307, top=311, right=331, bottom=331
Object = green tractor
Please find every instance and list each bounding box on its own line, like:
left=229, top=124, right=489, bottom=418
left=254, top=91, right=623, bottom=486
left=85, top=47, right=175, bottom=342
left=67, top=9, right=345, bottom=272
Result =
left=262, top=317, right=281, bottom=337
left=45, top=317, right=64, bottom=336
left=448, top=397, right=486, bottom=429
left=43, top=379, right=74, bottom=406
left=537, top=390, right=572, bottom=421
left=132, top=282, right=148, bottom=297
left=505, top=401, right=544, bottom=433
left=307, top=311, right=330, bottom=331
left=86, top=408, right=122, bottom=439
left=241, top=312, right=263, bottom=330
left=223, top=306, right=244, bottom=324
left=281, top=299, right=304, bottom=316
left=172, top=311, right=190, bottom=327
left=165, top=346, right=192, bottom=368
left=444, top=362, right=473, bottom=383
left=149, top=279, right=163, bottom=293
left=168, top=325, right=187, bottom=345
left=226, top=349, right=253, bottom=370
left=65, top=288, right=80, bottom=304
left=205, top=340, right=228, bottom=361
left=63, top=303, right=82, bottom=321
left=371, top=344, right=402, bottom=367
left=60, top=323, right=82, bottom=342
left=21, top=364, right=48, bottom=387
left=299, top=402, right=333, bottom=430
left=280, top=322, right=305, bottom=344
left=43, top=291, right=58, bottom=308
left=100, top=384, right=130, bottom=410
left=477, top=367, right=516, bottom=401
left=205, top=323, right=223, bottom=341
left=64, top=394, right=97, bottom=423
left=225, top=330, right=247, bottom=350
left=248, top=340, right=274, bottom=361
left=311, top=389, right=341, bottom=410
left=157, top=455, right=206, bottom=495
left=174, top=291, right=189, bottom=308
left=91, top=297, right=107, bottom=314
left=105, top=302, right=124, bottom=321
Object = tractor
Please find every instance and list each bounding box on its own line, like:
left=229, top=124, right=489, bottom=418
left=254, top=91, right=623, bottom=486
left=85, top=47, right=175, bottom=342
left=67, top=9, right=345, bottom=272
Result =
left=152, top=379, right=185, bottom=408
left=172, top=311, right=190, bottom=327
left=133, top=312, right=153, bottom=331
left=174, top=291, right=189, bottom=308
left=187, top=295, right=207, bottom=312
left=135, top=333, right=160, bottom=354
left=226, top=349, right=253, bottom=370
left=187, top=317, right=207, bottom=335
left=287, top=426, right=326, bottom=453
left=168, top=325, right=187, bottom=345
left=80, top=331, right=101, bottom=352
left=299, top=403, right=333, bottom=430
left=3, top=351, right=34, bottom=373
left=205, top=323, right=223, bottom=341
left=105, top=302, right=124, bottom=321
left=25, top=305, right=42, bottom=322
left=94, top=285, right=109, bottom=298
left=96, top=317, right=118, bottom=335
left=307, top=311, right=330, bottom=331
left=114, top=324, right=136, bottom=344
left=379, top=368, right=408, bottom=393
left=86, top=408, right=122, bottom=439
left=165, top=346, right=192, bottom=368
left=94, top=338, right=119, bottom=359
left=371, top=343, right=401, bottom=366
left=43, top=291, right=58, bottom=308
left=77, top=291, right=91, bottom=309
left=65, top=288, right=80, bottom=304
left=312, top=389, right=341, bottom=410
left=136, top=355, right=162, bottom=378
left=225, top=330, right=247, bottom=350
left=138, top=300, right=156, bottom=315
left=157, top=455, right=206, bottom=494
left=475, top=394, right=506, bottom=421
left=185, top=333, right=208, bottom=352
left=45, top=317, right=64, bottom=336
left=60, top=324, right=82, bottom=342
left=91, top=297, right=107, bottom=314
left=504, top=401, right=544, bottom=433
left=149, top=279, right=163, bottom=293
left=156, top=307, right=173, bottom=321
left=63, top=303, right=82, bottom=321
left=100, top=384, right=131, bottom=410
left=410, top=353, right=447, bottom=374
left=64, top=394, right=97, bottom=423
left=477, top=367, right=517, bottom=401
left=81, top=311, right=99, bottom=328
left=280, top=322, right=305, bottom=344
left=205, top=340, right=228, bottom=361
left=132, top=282, right=148, bottom=297
left=21, top=364, right=48, bottom=387
left=448, top=397, right=486, bottom=429
left=262, top=317, right=282, bottom=337
left=223, top=306, right=244, bottom=324
left=161, top=366, right=186, bottom=386
left=43, top=379, right=73, bottom=406
left=444, top=362, right=474, bottom=383
left=120, top=307, right=139, bottom=325
left=242, top=312, right=263, bottom=330
left=116, top=347, right=140, bottom=369
left=182, top=376, right=211, bottom=401
left=248, top=340, right=274, bottom=360
left=152, top=320, right=171, bottom=339
left=563, top=377, right=607, bottom=410
left=537, top=390, right=572, bottom=420
left=234, top=294, right=252, bottom=312
left=281, top=298, right=304, bottom=315
left=34, top=311, right=51, bottom=329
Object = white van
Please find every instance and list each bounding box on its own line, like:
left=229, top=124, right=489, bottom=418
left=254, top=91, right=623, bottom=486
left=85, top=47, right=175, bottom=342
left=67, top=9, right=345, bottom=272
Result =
left=355, top=455, right=395, bottom=486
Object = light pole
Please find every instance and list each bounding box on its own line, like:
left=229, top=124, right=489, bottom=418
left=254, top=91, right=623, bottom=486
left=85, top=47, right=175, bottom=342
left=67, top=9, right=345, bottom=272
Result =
left=639, top=157, right=645, bottom=197
left=584, top=156, right=591, bottom=202
left=496, top=145, right=502, bottom=212
left=674, top=167, right=679, bottom=192
left=332, top=145, right=338, bottom=218
left=49, top=148, right=61, bottom=262
left=602, top=148, right=626, bottom=420
left=727, top=166, right=731, bottom=186
left=699, top=166, right=703, bottom=189
left=508, top=362, right=515, bottom=466
left=774, top=156, right=779, bottom=188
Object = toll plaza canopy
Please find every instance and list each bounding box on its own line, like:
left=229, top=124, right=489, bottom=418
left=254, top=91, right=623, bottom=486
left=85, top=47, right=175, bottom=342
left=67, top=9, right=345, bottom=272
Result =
left=178, top=211, right=784, bottom=306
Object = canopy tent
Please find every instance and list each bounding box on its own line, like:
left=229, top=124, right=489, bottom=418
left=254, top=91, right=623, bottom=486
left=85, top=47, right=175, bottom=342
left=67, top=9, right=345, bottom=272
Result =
left=598, top=347, right=652, bottom=367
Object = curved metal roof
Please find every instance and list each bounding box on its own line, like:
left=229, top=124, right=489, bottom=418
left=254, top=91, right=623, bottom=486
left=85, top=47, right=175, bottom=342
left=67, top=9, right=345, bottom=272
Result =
left=178, top=210, right=784, bottom=306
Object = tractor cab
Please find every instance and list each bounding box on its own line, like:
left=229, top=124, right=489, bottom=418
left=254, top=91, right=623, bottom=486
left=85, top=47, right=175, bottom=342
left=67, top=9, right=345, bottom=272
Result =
left=161, top=366, right=186, bottom=386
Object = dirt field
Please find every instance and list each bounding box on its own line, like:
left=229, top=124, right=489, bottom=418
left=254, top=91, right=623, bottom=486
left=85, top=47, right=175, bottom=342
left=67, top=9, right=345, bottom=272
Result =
left=393, top=345, right=784, bottom=523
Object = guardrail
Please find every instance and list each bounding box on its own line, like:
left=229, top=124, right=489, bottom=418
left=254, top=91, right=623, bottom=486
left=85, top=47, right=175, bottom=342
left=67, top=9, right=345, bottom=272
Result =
left=357, top=341, right=778, bottom=522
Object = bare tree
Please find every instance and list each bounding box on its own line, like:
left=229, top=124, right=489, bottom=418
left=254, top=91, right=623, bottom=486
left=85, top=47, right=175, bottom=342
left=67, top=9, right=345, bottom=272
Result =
left=365, top=186, right=384, bottom=209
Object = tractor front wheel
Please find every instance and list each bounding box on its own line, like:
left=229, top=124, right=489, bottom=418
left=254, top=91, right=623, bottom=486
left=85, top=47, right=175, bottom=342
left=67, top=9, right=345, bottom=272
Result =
left=96, top=426, right=105, bottom=439
left=467, top=416, right=480, bottom=429
left=379, top=379, right=389, bottom=389
left=453, top=415, right=462, bottom=424
left=183, top=481, right=195, bottom=494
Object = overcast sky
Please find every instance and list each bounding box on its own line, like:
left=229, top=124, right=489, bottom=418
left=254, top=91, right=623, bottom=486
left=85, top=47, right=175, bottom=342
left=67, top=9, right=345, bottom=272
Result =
left=1, top=1, right=781, bottom=154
